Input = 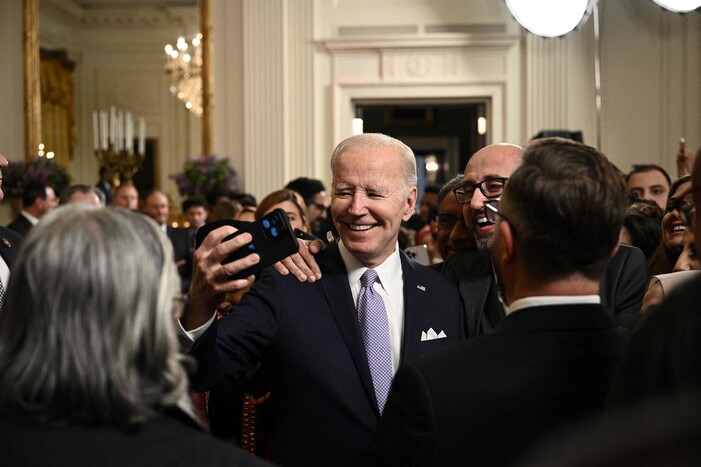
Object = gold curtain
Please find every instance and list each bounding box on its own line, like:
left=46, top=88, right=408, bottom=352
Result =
left=40, top=49, right=76, bottom=170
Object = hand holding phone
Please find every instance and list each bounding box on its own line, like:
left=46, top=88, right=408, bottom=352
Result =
left=195, top=209, right=299, bottom=280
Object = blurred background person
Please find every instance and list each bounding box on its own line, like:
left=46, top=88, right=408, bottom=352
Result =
left=0, top=205, right=270, bottom=467
left=626, top=164, right=671, bottom=210
left=433, top=175, right=476, bottom=264
left=60, top=184, right=105, bottom=206
left=95, top=165, right=114, bottom=205
left=182, top=197, right=209, bottom=231
left=111, top=182, right=139, bottom=210
left=7, top=180, right=57, bottom=238
left=286, top=177, right=329, bottom=238
left=619, top=198, right=663, bottom=260
left=142, top=189, right=192, bottom=294
left=255, top=188, right=311, bottom=236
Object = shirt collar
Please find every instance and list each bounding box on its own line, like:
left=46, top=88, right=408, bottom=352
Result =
left=21, top=211, right=39, bottom=225
left=339, top=240, right=402, bottom=290
left=506, top=295, right=600, bottom=315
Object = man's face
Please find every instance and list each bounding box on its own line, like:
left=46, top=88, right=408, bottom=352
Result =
left=331, top=146, right=417, bottom=268
left=143, top=192, right=169, bottom=225
left=185, top=206, right=208, bottom=230
left=0, top=153, right=8, bottom=201
left=461, top=144, right=523, bottom=250
left=113, top=185, right=139, bottom=210
left=307, top=191, right=329, bottom=228
left=40, top=187, right=58, bottom=215
left=435, top=193, right=474, bottom=260
left=627, top=169, right=669, bottom=210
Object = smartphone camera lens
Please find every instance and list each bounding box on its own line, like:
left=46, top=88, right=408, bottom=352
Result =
left=262, top=219, right=271, bottom=229
left=270, top=227, right=279, bottom=238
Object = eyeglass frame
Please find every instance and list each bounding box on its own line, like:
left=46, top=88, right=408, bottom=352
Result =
left=483, top=199, right=519, bottom=240
left=453, top=177, right=509, bottom=205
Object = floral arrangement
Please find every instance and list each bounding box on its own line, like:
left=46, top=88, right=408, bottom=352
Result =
left=3, top=157, right=71, bottom=198
left=170, top=155, right=240, bottom=199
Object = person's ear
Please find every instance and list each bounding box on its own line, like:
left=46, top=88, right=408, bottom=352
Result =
left=402, top=187, right=418, bottom=221
left=497, top=220, right=517, bottom=264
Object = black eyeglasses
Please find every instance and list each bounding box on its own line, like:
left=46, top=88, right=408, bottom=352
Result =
left=309, top=201, right=328, bottom=211
left=433, top=213, right=458, bottom=230
left=453, top=177, right=509, bottom=205
left=483, top=199, right=518, bottom=240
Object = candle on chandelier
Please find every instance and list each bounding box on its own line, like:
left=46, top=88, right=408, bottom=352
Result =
left=109, top=106, right=116, bottom=147
left=138, top=117, right=146, bottom=155
left=125, top=112, right=133, bottom=154
left=92, top=111, right=99, bottom=151
left=100, top=111, right=109, bottom=150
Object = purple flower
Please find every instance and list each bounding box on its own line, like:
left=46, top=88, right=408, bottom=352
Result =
left=170, top=155, right=240, bottom=198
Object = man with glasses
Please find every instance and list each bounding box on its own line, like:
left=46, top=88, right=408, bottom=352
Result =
left=368, top=137, right=629, bottom=466
left=445, top=142, right=647, bottom=336
left=432, top=175, right=476, bottom=263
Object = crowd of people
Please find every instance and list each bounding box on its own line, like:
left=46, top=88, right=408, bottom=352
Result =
left=0, top=133, right=699, bottom=466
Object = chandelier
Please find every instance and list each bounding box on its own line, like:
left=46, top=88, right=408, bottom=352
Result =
left=164, top=34, right=203, bottom=116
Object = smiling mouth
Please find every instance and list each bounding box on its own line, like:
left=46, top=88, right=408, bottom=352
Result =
left=671, top=224, right=685, bottom=233
left=349, top=224, right=373, bottom=231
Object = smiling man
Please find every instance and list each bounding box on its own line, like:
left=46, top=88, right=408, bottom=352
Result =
left=181, top=133, right=463, bottom=467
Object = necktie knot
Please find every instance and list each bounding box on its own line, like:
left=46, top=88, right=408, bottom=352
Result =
left=361, top=269, right=379, bottom=288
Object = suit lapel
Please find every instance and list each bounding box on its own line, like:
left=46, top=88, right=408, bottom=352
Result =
left=318, top=245, right=377, bottom=408
left=399, top=253, right=427, bottom=363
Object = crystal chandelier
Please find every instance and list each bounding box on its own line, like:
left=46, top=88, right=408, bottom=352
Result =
left=164, top=34, right=203, bottom=116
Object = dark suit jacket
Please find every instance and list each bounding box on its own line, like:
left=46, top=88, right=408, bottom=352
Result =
left=1, top=409, right=272, bottom=467
left=610, top=274, right=701, bottom=406
left=7, top=214, right=33, bottom=239
left=368, top=304, right=628, bottom=467
left=190, top=244, right=464, bottom=467
left=167, top=226, right=193, bottom=293
left=455, top=244, right=647, bottom=337
left=0, top=226, right=22, bottom=270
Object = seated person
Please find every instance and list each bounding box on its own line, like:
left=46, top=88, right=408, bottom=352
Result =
left=0, top=204, right=270, bottom=467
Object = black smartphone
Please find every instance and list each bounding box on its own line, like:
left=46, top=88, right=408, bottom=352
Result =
left=195, top=208, right=299, bottom=279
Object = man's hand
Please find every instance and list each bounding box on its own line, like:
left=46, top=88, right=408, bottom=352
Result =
left=273, top=238, right=324, bottom=282
left=182, top=225, right=259, bottom=330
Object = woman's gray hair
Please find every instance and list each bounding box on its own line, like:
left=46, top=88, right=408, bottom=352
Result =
left=330, top=133, right=418, bottom=195
left=0, top=204, right=191, bottom=424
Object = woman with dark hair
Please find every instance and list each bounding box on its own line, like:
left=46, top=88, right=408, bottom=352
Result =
left=0, top=205, right=270, bottom=467
left=619, top=198, right=663, bottom=259
left=647, top=175, right=692, bottom=276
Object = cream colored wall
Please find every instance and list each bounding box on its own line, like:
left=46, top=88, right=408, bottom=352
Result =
left=1, top=0, right=699, bottom=215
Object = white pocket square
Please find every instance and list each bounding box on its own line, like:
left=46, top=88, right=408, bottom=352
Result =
left=421, top=328, right=447, bottom=341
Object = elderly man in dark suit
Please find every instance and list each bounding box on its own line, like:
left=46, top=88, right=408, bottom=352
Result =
left=181, top=133, right=463, bottom=467
left=441, top=142, right=647, bottom=337
left=368, top=137, right=630, bottom=466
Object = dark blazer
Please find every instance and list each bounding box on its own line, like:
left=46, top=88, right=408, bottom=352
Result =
left=0, top=226, right=22, bottom=270
left=610, top=274, right=701, bottom=406
left=7, top=214, right=33, bottom=238
left=167, top=226, right=193, bottom=293
left=368, top=304, right=628, bottom=467
left=456, top=244, right=647, bottom=337
left=1, top=409, right=272, bottom=467
left=190, top=244, right=464, bottom=467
